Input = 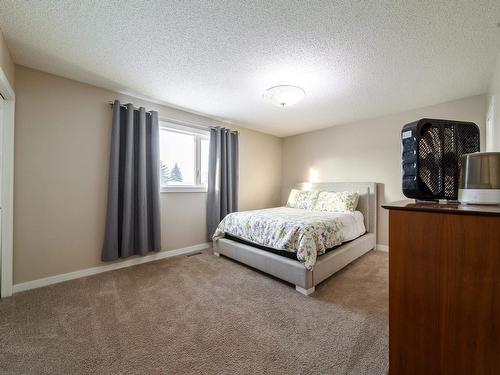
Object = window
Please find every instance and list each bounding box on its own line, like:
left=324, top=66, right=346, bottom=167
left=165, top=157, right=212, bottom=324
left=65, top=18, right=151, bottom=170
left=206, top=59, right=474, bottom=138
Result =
left=159, top=121, right=210, bottom=192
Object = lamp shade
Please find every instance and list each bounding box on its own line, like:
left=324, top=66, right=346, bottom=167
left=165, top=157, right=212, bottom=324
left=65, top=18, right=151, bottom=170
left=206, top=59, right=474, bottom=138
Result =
left=263, top=85, right=305, bottom=107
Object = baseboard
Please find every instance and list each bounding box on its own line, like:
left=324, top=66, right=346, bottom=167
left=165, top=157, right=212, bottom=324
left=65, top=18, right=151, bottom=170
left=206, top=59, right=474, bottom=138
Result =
left=12, top=242, right=211, bottom=294
left=376, top=244, right=389, bottom=252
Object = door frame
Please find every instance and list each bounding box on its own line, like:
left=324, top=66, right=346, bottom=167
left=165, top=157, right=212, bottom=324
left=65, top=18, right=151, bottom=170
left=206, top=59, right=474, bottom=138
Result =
left=0, top=67, right=15, bottom=297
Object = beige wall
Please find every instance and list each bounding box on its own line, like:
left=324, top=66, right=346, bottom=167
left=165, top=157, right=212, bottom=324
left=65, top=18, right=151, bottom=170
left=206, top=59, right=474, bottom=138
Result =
left=282, top=95, right=487, bottom=246
left=0, top=29, right=14, bottom=88
left=14, top=65, right=282, bottom=284
left=487, top=51, right=500, bottom=151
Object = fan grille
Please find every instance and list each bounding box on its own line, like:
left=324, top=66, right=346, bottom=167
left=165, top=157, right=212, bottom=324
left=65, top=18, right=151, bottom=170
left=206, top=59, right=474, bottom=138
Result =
left=417, top=121, right=479, bottom=199
left=419, top=125, right=442, bottom=195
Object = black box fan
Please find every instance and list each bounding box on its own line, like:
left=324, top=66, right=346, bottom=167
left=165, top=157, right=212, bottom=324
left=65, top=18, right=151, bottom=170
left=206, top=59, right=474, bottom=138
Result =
left=401, top=119, right=480, bottom=201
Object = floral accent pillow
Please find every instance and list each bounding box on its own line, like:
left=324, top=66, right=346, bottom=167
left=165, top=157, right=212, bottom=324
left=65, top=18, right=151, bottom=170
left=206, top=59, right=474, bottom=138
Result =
left=313, top=191, right=359, bottom=212
left=286, top=189, right=319, bottom=210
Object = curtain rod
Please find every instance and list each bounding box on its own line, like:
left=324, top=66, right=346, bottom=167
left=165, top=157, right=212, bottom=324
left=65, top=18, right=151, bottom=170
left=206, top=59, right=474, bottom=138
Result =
left=107, top=101, right=153, bottom=113
left=107, top=101, right=239, bottom=134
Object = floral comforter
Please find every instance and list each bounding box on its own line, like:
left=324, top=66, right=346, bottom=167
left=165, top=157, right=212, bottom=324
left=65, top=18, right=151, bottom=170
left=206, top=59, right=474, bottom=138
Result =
left=213, top=207, right=364, bottom=270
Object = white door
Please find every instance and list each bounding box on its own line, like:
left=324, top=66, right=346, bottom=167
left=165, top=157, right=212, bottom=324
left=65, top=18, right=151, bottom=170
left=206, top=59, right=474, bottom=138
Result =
left=0, top=77, right=13, bottom=298
left=0, top=98, right=3, bottom=294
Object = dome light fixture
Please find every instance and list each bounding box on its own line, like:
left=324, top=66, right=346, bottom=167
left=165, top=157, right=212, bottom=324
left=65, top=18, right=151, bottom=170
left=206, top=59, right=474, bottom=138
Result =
left=263, top=84, right=305, bottom=107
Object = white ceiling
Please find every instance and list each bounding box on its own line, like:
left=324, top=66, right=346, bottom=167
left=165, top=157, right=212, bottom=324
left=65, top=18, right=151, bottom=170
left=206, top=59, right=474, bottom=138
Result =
left=1, top=1, right=500, bottom=137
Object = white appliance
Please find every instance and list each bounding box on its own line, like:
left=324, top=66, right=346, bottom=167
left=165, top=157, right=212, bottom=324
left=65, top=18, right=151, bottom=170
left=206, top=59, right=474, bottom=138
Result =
left=458, top=152, right=500, bottom=205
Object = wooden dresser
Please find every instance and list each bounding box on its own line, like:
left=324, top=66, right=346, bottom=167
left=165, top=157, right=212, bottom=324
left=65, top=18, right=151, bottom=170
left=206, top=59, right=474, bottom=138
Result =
left=383, top=201, right=500, bottom=375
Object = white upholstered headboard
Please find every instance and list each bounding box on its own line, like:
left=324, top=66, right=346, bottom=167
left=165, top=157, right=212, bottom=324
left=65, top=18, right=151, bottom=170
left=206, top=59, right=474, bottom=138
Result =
left=293, top=182, right=377, bottom=235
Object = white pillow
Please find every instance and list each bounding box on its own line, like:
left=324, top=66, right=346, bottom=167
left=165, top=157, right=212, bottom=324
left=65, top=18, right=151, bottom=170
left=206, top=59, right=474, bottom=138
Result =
left=286, top=189, right=319, bottom=210
left=313, top=191, right=359, bottom=212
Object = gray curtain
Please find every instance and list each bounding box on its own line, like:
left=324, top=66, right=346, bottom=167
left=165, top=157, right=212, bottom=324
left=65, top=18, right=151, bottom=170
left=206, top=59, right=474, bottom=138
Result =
left=207, top=127, right=239, bottom=239
left=102, top=100, right=161, bottom=261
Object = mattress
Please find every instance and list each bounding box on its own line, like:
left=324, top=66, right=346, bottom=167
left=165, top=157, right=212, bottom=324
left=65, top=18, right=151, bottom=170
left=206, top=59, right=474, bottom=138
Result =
left=224, top=234, right=355, bottom=261
left=213, top=207, right=366, bottom=270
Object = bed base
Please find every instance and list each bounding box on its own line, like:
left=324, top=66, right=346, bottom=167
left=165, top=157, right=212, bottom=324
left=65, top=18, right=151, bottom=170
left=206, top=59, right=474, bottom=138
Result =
left=213, top=233, right=375, bottom=295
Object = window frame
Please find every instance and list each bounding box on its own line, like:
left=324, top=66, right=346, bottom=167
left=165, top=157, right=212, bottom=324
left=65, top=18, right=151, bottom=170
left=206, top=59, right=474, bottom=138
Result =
left=159, top=121, right=210, bottom=193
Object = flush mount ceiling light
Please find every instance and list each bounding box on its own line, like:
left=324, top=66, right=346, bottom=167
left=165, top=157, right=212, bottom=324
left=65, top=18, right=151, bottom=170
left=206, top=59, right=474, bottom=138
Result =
left=263, top=85, right=305, bottom=107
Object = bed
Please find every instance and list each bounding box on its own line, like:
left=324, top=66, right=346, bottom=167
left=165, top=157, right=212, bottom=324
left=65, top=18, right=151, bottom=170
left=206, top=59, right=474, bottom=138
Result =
left=212, top=182, right=377, bottom=295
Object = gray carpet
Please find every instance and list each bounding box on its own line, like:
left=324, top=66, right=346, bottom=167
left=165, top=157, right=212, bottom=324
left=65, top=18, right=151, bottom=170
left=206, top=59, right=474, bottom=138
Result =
left=0, top=250, right=388, bottom=375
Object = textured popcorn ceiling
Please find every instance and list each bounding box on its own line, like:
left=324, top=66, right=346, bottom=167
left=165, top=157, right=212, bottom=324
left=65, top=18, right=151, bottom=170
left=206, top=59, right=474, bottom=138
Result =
left=1, top=1, right=500, bottom=137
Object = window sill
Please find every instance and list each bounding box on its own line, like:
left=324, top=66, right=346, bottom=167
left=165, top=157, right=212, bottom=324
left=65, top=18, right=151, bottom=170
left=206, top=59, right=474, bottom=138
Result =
left=161, top=186, right=208, bottom=193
